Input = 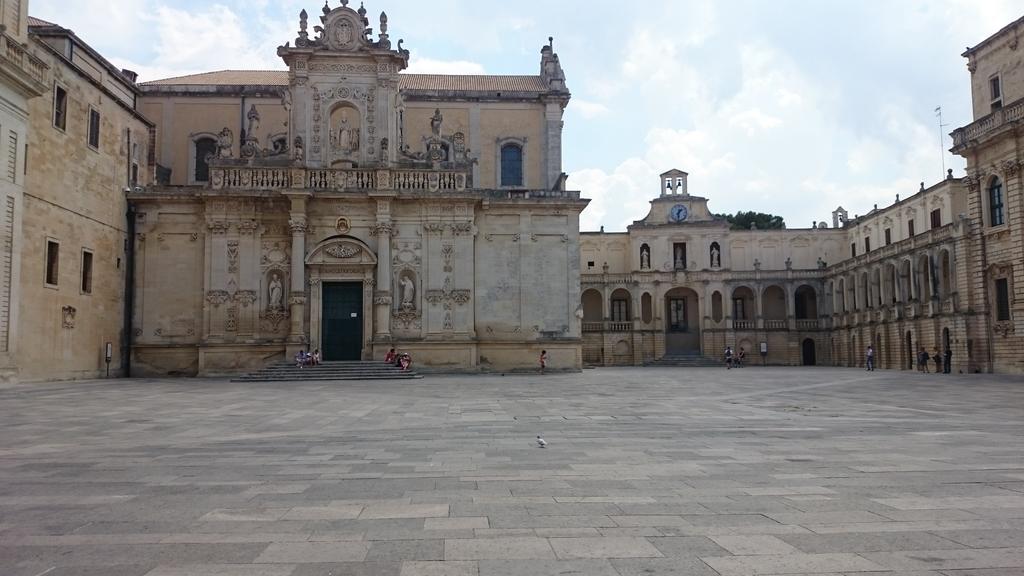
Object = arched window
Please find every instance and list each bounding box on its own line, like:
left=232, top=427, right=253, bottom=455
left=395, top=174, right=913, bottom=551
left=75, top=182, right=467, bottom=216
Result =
left=989, top=176, right=1004, bottom=226
left=193, top=137, right=218, bottom=183
left=500, top=143, right=523, bottom=187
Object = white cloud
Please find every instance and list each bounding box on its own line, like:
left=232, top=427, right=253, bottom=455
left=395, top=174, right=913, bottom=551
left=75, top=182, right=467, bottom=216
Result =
left=569, top=98, right=610, bottom=119
left=406, top=56, right=485, bottom=75
left=728, top=108, right=783, bottom=134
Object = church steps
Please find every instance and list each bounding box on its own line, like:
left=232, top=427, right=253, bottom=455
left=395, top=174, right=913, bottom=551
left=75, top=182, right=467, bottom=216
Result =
left=232, top=361, right=421, bottom=382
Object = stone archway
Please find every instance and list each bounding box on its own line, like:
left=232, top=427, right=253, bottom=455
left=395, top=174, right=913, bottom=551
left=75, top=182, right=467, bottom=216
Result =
left=306, top=235, right=378, bottom=360
left=664, top=286, right=700, bottom=354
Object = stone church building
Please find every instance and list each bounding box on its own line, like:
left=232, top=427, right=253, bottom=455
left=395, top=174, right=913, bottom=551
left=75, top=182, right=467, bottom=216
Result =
left=1, top=1, right=1023, bottom=380
left=130, top=1, right=586, bottom=375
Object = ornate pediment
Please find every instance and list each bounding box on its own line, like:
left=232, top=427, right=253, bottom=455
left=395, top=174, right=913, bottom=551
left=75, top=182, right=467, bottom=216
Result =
left=324, top=242, right=361, bottom=259
left=306, top=236, right=377, bottom=266
left=283, top=1, right=409, bottom=62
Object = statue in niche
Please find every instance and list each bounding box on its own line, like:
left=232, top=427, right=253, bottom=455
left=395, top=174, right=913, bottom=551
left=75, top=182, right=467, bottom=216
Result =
left=710, top=244, right=721, bottom=268
left=640, top=246, right=650, bottom=270
left=430, top=108, right=443, bottom=137
left=674, top=245, right=684, bottom=269
left=335, top=110, right=359, bottom=155
left=399, top=273, right=416, bottom=309
left=268, top=273, right=284, bottom=310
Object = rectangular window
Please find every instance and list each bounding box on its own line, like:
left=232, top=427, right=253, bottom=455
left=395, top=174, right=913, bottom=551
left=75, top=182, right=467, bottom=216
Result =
left=6, top=130, right=16, bottom=184
left=851, top=243, right=857, bottom=258
left=131, top=163, right=139, bottom=188
left=45, top=240, right=59, bottom=286
left=995, top=278, right=1010, bottom=321
left=88, top=108, right=101, bottom=149
left=990, top=75, right=1002, bottom=110
left=81, top=250, right=93, bottom=294
left=865, top=237, right=871, bottom=253
left=611, top=300, right=628, bottom=322
left=586, top=261, right=594, bottom=269
left=884, top=228, right=892, bottom=245
left=990, top=179, right=1005, bottom=226
left=930, top=209, right=941, bottom=229
left=53, top=85, right=67, bottom=130
left=908, top=219, right=915, bottom=237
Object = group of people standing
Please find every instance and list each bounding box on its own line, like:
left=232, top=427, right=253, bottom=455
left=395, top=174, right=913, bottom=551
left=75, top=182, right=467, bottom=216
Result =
left=916, top=347, right=952, bottom=374
left=864, top=345, right=952, bottom=373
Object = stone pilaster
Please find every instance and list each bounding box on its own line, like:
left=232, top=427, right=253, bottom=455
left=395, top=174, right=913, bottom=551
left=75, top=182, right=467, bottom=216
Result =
left=372, top=198, right=394, bottom=340
left=285, top=192, right=310, bottom=350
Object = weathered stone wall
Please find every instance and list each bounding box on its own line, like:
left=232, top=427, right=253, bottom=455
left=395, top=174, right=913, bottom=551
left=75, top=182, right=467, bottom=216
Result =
left=19, top=40, right=150, bottom=381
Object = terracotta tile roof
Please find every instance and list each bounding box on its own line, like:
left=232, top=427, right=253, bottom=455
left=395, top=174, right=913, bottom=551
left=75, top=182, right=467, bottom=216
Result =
left=140, top=70, right=550, bottom=93
left=398, top=74, right=548, bottom=92
left=141, top=70, right=289, bottom=87
left=27, top=16, right=58, bottom=27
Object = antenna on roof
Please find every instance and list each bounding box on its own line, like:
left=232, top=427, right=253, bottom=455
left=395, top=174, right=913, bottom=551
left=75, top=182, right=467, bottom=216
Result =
left=935, top=106, right=948, bottom=179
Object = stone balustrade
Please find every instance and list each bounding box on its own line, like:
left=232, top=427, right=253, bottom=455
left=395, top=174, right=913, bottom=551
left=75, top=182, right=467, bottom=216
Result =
left=795, top=319, right=820, bottom=330
left=951, top=96, right=1024, bottom=151
left=764, top=319, right=788, bottom=330
left=209, top=165, right=470, bottom=192
left=733, top=320, right=754, bottom=330
left=0, top=31, right=48, bottom=93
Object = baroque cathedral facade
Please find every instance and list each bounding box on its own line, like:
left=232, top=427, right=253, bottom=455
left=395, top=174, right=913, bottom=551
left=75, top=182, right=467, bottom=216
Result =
left=1, top=1, right=1022, bottom=380
left=130, top=2, right=585, bottom=375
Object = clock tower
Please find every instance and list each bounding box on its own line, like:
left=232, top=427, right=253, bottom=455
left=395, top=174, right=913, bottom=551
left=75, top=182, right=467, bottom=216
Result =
left=633, top=168, right=721, bottom=227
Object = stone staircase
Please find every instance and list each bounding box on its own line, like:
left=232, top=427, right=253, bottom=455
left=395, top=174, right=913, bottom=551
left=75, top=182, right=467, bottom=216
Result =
left=233, top=361, right=421, bottom=382
left=645, top=353, right=723, bottom=368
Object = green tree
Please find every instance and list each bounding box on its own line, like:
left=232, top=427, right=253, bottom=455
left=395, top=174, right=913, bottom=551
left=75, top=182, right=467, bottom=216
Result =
left=715, top=211, right=786, bottom=230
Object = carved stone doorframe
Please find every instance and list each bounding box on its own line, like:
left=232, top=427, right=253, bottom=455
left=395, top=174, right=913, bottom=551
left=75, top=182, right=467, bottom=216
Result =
left=306, top=235, right=378, bottom=359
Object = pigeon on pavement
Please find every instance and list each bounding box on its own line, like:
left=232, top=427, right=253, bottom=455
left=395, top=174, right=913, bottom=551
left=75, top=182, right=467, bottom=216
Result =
left=536, top=436, right=547, bottom=448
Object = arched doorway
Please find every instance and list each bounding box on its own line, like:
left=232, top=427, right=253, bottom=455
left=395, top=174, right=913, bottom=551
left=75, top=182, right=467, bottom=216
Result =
left=802, top=338, right=816, bottom=366
left=664, top=287, right=700, bottom=354
left=581, top=289, right=602, bottom=323
left=795, top=285, right=818, bottom=320
left=306, top=235, right=378, bottom=361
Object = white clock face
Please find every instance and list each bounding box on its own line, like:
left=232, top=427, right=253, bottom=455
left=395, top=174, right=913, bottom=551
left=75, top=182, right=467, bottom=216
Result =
left=670, top=204, right=689, bottom=222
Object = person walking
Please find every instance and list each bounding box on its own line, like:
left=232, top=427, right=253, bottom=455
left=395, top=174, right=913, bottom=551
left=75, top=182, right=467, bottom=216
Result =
left=933, top=348, right=943, bottom=375
left=943, top=347, right=952, bottom=374
left=724, top=346, right=733, bottom=369
left=918, top=348, right=929, bottom=373
left=539, top=350, right=548, bottom=374
left=865, top=345, right=875, bottom=371
left=737, top=347, right=746, bottom=368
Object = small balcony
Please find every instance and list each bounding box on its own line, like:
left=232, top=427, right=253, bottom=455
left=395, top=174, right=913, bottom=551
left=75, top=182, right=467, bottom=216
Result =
left=951, top=96, right=1024, bottom=152
left=0, top=31, right=49, bottom=97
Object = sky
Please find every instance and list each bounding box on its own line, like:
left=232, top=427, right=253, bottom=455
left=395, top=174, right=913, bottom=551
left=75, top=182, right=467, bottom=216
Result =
left=32, top=0, right=1022, bottom=232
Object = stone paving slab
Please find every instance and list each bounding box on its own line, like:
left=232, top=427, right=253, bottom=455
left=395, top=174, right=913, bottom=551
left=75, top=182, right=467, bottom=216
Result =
left=2, top=367, right=1024, bottom=575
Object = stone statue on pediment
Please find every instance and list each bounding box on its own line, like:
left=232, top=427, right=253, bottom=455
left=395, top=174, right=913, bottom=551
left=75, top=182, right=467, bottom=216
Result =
left=430, top=109, right=443, bottom=137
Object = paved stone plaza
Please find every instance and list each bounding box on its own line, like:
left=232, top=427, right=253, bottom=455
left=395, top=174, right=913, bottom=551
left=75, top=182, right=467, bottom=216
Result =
left=2, top=367, right=1024, bottom=575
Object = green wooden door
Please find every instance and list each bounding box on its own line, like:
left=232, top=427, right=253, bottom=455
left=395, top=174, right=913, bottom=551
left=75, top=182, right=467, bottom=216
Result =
left=322, top=282, right=363, bottom=361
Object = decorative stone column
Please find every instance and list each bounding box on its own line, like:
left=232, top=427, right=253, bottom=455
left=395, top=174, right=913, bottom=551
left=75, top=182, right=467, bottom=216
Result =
left=373, top=219, right=393, bottom=341
left=372, top=194, right=395, bottom=342
left=285, top=192, right=310, bottom=352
